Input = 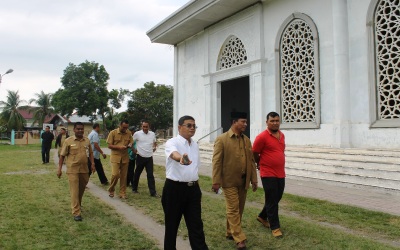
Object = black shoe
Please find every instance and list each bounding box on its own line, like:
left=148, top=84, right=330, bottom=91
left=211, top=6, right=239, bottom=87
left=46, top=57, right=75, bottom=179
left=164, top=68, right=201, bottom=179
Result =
left=102, top=182, right=109, bottom=186
left=132, top=190, right=139, bottom=194
left=151, top=193, right=161, bottom=198
left=226, top=235, right=234, bottom=241
left=42, top=162, right=46, bottom=164
left=74, top=215, right=82, bottom=221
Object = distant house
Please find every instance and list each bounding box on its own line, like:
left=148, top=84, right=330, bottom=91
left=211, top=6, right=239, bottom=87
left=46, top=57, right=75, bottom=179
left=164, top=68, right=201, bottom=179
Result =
left=46, top=113, right=102, bottom=137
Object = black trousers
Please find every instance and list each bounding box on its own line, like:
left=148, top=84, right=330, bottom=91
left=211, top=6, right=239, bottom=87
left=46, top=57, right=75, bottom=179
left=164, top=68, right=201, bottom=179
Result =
left=259, top=177, right=285, bottom=230
left=127, top=158, right=136, bottom=186
left=132, top=155, right=156, bottom=195
left=87, top=158, right=108, bottom=184
left=161, top=179, right=208, bottom=250
left=41, top=145, right=51, bottom=163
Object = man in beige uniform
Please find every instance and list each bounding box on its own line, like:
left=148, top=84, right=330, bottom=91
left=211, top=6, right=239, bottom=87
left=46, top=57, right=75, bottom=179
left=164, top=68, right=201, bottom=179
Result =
left=107, top=120, right=133, bottom=199
left=212, top=112, right=258, bottom=250
left=57, top=122, right=95, bottom=221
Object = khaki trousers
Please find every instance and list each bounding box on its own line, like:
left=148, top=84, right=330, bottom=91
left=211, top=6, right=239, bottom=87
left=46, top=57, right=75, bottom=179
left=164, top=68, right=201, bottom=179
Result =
left=67, top=173, right=89, bottom=216
left=108, top=160, right=129, bottom=196
left=223, top=185, right=248, bottom=243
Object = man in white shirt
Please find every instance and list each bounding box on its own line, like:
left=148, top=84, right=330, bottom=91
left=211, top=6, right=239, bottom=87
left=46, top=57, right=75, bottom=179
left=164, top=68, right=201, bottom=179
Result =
left=131, top=120, right=159, bottom=197
left=162, top=115, right=208, bottom=250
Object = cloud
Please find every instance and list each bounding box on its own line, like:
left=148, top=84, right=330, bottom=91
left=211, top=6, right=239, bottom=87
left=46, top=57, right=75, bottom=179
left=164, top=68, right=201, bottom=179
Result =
left=0, top=0, right=187, bottom=110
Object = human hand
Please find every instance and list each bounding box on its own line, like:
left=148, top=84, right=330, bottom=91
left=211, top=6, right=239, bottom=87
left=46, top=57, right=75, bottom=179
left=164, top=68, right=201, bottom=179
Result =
left=91, top=164, right=96, bottom=173
left=57, top=169, right=62, bottom=178
left=252, top=182, right=258, bottom=192
left=212, top=183, right=220, bottom=193
left=102, top=153, right=107, bottom=159
left=181, top=154, right=192, bottom=165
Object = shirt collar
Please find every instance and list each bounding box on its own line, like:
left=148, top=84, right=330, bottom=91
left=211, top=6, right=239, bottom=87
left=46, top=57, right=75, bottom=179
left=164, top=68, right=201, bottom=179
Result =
left=228, top=128, right=243, bottom=138
left=177, top=134, right=193, bottom=145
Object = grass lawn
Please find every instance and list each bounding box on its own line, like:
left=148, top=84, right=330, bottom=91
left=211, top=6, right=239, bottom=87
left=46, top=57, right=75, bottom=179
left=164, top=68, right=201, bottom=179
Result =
left=2, top=144, right=400, bottom=249
left=0, top=144, right=157, bottom=250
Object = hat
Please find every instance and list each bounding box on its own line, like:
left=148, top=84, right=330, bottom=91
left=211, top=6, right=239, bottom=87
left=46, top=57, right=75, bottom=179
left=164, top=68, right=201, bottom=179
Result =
left=231, top=112, right=247, bottom=119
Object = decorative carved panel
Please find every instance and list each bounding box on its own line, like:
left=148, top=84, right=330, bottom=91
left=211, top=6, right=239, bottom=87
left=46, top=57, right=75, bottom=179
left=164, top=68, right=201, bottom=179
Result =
left=218, top=36, right=248, bottom=70
left=280, top=19, right=317, bottom=123
left=374, top=0, right=400, bottom=119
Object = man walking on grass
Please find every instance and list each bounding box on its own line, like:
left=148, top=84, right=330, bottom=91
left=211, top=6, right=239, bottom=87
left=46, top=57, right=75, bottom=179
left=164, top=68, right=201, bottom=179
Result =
left=212, top=112, right=258, bottom=250
left=131, top=120, right=159, bottom=197
left=107, top=120, right=133, bottom=199
left=57, top=122, right=95, bottom=221
left=252, top=112, right=286, bottom=238
left=162, top=115, right=208, bottom=250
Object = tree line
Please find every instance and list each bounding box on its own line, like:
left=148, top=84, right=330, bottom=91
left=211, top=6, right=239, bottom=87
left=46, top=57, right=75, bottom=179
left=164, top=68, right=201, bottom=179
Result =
left=0, top=60, right=173, bottom=133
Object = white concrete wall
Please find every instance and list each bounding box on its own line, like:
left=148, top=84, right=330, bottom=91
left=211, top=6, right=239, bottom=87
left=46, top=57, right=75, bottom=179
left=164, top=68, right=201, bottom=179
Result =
left=173, top=0, right=400, bottom=148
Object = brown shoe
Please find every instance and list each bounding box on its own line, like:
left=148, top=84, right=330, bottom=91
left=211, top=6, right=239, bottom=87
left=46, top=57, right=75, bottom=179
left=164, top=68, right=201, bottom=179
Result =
left=109, top=192, right=114, bottom=198
left=119, top=195, right=127, bottom=199
left=257, top=216, right=270, bottom=228
left=272, top=228, right=283, bottom=238
left=236, top=241, right=246, bottom=249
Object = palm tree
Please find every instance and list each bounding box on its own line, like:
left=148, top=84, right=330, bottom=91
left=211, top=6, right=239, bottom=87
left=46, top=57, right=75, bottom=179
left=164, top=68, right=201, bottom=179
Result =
left=29, top=91, right=54, bottom=128
left=0, top=90, right=26, bottom=131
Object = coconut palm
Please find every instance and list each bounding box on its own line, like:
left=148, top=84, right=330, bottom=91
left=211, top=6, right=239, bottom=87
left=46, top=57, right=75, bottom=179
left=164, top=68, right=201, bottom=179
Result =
left=28, top=91, right=54, bottom=127
left=0, top=90, right=26, bottom=131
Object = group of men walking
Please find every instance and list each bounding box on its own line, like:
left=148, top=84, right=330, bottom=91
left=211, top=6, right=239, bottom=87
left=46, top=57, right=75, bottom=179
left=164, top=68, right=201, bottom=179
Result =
left=50, top=110, right=285, bottom=250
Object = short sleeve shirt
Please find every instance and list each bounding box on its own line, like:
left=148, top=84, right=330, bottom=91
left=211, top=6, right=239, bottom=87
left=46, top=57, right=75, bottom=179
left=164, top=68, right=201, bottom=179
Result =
left=133, top=130, right=156, bottom=158
left=164, top=135, right=200, bottom=182
left=60, top=135, right=92, bottom=174
left=252, top=129, right=286, bottom=178
left=88, top=130, right=100, bottom=159
left=107, top=128, right=133, bottom=163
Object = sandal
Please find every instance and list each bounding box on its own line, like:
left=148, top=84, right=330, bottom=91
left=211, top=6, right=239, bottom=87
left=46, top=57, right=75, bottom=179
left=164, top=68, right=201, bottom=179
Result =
left=109, top=192, right=114, bottom=198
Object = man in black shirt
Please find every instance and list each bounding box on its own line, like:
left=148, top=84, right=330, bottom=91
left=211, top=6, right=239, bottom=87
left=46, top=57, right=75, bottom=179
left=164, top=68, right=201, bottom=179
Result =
left=41, top=125, right=54, bottom=164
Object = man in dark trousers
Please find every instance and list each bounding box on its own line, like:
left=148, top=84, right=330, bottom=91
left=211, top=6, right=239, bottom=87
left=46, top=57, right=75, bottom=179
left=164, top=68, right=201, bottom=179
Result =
left=162, top=115, right=208, bottom=250
left=252, top=112, right=286, bottom=238
left=41, top=125, right=54, bottom=164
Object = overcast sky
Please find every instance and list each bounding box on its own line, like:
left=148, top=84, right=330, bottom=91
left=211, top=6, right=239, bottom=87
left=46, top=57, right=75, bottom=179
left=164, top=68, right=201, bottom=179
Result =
left=0, top=0, right=188, bottom=110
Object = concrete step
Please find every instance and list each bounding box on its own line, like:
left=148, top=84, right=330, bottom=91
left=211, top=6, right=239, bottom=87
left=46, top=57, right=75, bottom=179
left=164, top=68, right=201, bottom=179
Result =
left=155, top=142, right=400, bottom=191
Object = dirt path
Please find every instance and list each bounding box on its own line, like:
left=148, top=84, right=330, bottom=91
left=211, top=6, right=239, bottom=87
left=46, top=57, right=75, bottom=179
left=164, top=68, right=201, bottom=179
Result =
left=53, top=150, right=191, bottom=250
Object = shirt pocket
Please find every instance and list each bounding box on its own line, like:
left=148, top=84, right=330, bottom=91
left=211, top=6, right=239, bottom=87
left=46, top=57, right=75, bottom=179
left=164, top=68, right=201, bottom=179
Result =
left=114, top=135, right=122, bottom=144
left=69, top=146, right=79, bottom=155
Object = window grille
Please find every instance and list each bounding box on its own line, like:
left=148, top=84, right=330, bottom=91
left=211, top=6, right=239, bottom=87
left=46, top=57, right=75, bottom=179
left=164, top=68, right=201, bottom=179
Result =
left=218, top=36, right=248, bottom=70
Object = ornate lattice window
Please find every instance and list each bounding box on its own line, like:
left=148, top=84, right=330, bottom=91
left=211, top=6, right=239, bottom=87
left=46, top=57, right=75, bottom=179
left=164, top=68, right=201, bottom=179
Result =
left=374, top=0, right=400, bottom=120
left=218, top=36, right=247, bottom=70
left=276, top=13, right=320, bottom=129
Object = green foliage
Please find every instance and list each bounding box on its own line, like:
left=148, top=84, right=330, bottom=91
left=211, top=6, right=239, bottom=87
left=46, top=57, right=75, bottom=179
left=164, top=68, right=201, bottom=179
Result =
left=0, top=90, right=26, bottom=131
left=28, top=91, right=54, bottom=127
left=52, top=60, right=110, bottom=120
left=126, top=81, right=173, bottom=131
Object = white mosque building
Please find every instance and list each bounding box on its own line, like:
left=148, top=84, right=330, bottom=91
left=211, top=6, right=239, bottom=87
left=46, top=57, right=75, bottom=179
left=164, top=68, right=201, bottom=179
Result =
left=147, top=0, right=399, bottom=149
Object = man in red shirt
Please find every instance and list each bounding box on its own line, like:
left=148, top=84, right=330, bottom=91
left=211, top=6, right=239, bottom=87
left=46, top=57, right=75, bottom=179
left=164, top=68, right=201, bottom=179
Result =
left=252, top=112, right=285, bottom=238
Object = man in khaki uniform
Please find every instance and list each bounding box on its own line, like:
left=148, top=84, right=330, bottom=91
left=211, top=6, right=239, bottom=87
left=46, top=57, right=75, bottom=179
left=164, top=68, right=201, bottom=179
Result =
left=212, top=112, right=258, bottom=250
left=107, top=120, right=133, bottom=199
left=57, top=122, right=95, bottom=221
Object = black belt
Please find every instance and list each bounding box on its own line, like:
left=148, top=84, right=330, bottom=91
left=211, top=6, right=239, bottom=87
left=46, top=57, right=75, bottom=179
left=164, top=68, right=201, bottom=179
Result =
left=167, top=178, right=199, bottom=186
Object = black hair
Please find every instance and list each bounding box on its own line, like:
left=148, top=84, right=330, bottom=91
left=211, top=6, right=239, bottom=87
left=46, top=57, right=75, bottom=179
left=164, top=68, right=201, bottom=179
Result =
left=178, top=115, right=195, bottom=125
left=74, top=122, right=84, bottom=129
left=266, top=112, right=280, bottom=121
left=45, top=125, right=50, bottom=129
left=93, top=123, right=100, bottom=129
left=120, top=120, right=129, bottom=125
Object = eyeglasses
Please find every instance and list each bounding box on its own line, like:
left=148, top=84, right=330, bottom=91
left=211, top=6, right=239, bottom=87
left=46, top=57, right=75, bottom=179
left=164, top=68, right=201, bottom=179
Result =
left=182, top=123, right=198, bottom=129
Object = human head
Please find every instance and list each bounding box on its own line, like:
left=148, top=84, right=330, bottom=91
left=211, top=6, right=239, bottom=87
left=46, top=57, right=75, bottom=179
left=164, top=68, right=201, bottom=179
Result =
left=230, top=112, right=247, bottom=135
left=141, top=120, right=150, bottom=134
left=119, top=120, right=129, bottom=133
left=93, top=123, right=100, bottom=133
left=266, top=112, right=280, bottom=132
left=60, top=127, right=66, bottom=134
left=45, top=125, right=50, bottom=132
left=73, top=122, right=84, bottom=138
left=178, top=115, right=196, bottom=140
